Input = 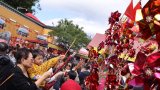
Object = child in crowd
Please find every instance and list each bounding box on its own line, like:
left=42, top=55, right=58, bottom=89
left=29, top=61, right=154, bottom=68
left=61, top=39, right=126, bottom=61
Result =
left=27, top=49, right=65, bottom=88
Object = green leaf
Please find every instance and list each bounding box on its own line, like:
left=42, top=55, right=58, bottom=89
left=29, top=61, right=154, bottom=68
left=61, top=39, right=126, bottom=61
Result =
left=49, top=19, right=91, bottom=51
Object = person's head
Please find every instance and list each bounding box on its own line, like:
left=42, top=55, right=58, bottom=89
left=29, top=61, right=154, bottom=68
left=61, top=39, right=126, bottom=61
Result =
left=8, top=46, right=16, bottom=54
left=66, top=63, right=72, bottom=70
left=15, top=48, right=33, bottom=68
left=32, top=49, right=44, bottom=65
left=84, top=65, right=90, bottom=70
left=0, top=42, right=8, bottom=55
left=68, top=70, right=77, bottom=80
left=16, top=44, right=20, bottom=49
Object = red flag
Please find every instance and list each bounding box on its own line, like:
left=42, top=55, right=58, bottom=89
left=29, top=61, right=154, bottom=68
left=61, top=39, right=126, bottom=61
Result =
left=124, top=0, right=134, bottom=21
left=134, top=1, right=141, bottom=12
left=133, top=1, right=142, bottom=21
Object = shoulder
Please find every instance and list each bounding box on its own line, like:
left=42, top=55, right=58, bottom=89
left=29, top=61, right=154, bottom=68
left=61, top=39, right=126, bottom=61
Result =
left=11, top=66, right=26, bottom=80
left=13, top=66, right=23, bottom=74
left=10, top=66, right=38, bottom=90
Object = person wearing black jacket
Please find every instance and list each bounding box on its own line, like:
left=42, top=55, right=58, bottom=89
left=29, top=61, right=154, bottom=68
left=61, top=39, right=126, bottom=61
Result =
left=0, top=47, right=52, bottom=90
left=0, top=42, right=15, bottom=89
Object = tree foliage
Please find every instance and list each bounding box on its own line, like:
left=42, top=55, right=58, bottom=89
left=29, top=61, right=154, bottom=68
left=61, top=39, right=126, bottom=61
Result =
left=49, top=19, right=91, bottom=50
left=0, top=0, right=41, bottom=13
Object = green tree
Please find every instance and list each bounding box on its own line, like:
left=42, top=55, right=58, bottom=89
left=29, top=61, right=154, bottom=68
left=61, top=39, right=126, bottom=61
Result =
left=49, top=19, right=91, bottom=50
left=0, top=0, right=41, bottom=13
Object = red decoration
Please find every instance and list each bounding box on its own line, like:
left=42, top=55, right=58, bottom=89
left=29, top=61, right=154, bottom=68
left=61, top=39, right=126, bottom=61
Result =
left=124, top=0, right=134, bottom=21
left=86, top=1, right=160, bottom=89
left=128, top=48, right=135, bottom=57
left=5, top=19, right=11, bottom=23
left=106, top=74, right=117, bottom=89
left=85, top=62, right=99, bottom=90
left=98, top=41, right=104, bottom=51
left=88, top=47, right=98, bottom=59
left=108, top=11, right=121, bottom=29
left=134, top=52, right=147, bottom=71
left=15, top=24, right=20, bottom=28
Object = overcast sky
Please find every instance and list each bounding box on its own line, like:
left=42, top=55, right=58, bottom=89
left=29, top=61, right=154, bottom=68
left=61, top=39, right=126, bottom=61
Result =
left=35, top=0, right=148, bottom=37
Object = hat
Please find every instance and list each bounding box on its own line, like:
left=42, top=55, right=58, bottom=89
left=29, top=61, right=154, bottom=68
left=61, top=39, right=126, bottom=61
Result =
left=61, top=79, right=82, bottom=90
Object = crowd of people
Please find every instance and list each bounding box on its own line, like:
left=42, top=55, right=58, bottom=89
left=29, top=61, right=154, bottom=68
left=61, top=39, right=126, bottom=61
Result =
left=0, top=41, right=92, bottom=90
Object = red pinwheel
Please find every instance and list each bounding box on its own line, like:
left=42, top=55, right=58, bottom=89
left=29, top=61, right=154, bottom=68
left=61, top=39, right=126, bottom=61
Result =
left=127, top=51, right=160, bottom=89
left=85, top=62, right=99, bottom=90
left=98, top=41, right=105, bottom=51
left=108, top=11, right=121, bottom=29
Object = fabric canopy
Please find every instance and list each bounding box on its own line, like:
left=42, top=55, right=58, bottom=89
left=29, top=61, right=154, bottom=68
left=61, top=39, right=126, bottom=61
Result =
left=78, top=47, right=88, bottom=56
left=87, top=33, right=106, bottom=48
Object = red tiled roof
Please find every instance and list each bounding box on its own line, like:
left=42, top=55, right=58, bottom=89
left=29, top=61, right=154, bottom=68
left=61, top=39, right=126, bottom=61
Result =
left=87, top=33, right=106, bottom=48
left=25, top=13, right=45, bottom=26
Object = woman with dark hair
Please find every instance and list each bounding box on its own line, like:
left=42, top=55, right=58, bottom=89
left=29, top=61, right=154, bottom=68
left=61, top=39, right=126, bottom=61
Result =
left=0, top=48, right=52, bottom=90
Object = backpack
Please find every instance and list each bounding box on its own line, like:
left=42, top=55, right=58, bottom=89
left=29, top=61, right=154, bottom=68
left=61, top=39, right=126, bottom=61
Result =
left=0, top=55, right=14, bottom=87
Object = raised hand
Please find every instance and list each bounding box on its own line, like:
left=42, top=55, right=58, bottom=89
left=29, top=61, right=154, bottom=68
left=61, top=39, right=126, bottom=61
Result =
left=58, top=55, right=65, bottom=60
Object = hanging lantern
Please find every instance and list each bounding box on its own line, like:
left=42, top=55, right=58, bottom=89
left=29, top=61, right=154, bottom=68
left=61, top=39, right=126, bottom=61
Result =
left=17, top=27, right=29, bottom=37
left=0, top=31, right=11, bottom=44
left=0, top=18, right=5, bottom=29
left=37, top=35, right=47, bottom=41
